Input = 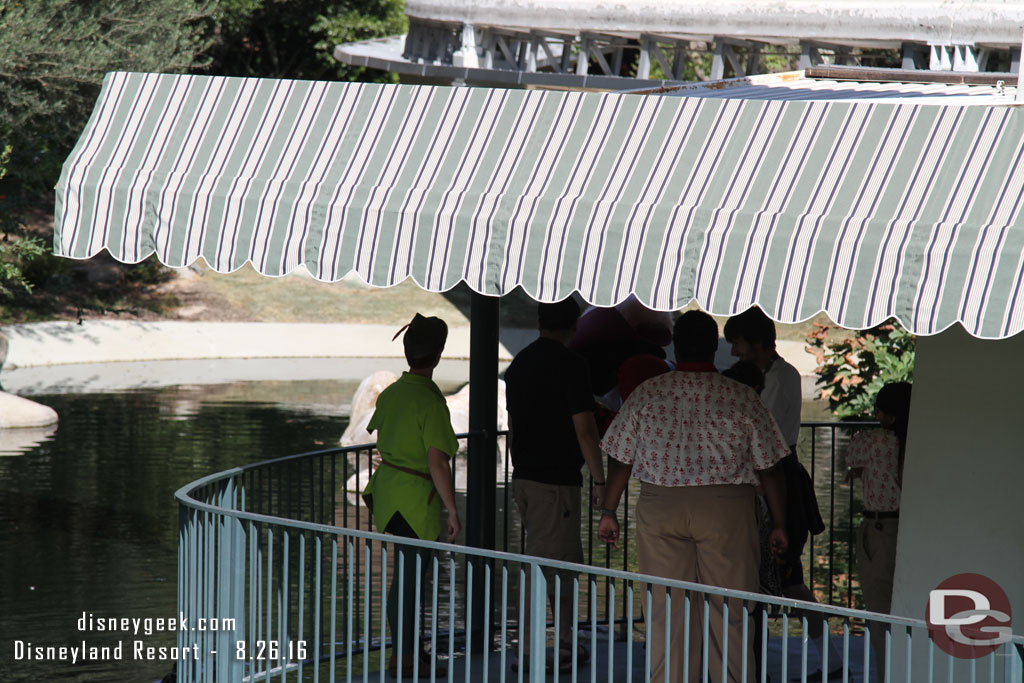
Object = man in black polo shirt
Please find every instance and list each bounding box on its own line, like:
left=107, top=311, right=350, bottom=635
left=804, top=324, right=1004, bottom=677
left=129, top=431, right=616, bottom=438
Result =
left=504, top=297, right=606, bottom=671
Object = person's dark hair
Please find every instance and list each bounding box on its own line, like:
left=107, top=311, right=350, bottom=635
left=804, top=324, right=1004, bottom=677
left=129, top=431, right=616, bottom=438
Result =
left=672, top=310, right=718, bottom=362
left=722, top=360, right=764, bottom=393
left=398, top=313, right=448, bottom=368
left=538, top=297, right=581, bottom=332
left=723, top=306, right=776, bottom=350
left=876, top=381, right=913, bottom=485
left=876, top=381, right=912, bottom=455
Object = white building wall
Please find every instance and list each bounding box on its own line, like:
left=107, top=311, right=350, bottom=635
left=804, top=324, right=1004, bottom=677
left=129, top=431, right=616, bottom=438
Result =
left=890, top=325, right=1024, bottom=680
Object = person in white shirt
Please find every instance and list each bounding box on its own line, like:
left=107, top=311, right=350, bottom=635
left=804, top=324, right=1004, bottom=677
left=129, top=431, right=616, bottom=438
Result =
left=725, top=307, right=840, bottom=681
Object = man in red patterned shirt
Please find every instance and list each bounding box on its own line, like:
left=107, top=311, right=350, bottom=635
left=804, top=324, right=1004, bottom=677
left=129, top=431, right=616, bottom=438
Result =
left=598, top=310, right=789, bottom=683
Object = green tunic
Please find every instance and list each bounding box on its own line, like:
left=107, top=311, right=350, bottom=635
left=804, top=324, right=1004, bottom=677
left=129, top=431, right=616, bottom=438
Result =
left=363, top=372, right=459, bottom=540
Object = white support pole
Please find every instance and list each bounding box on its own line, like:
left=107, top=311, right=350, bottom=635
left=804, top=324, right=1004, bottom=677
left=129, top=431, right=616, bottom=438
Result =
left=453, top=23, right=479, bottom=68
left=576, top=36, right=590, bottom=75
left=637, top=36, right=652, bottom=79
left=530, top=563, right=547, bottom=683
left=929, top=43, right=952, bottom=71
left=482, top=30, right=494, bottom=69
left=711, top=40, right=726, bottom=80
left=952, top=44, right=978, bottom=72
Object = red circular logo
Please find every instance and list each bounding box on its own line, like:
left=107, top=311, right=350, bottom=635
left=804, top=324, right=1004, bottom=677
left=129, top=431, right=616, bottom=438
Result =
left=925, top=573, right=1012, bottom=659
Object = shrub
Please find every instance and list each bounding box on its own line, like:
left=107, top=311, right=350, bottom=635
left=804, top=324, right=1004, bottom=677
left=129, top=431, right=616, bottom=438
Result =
left=805, top=321, right=915, bottom=419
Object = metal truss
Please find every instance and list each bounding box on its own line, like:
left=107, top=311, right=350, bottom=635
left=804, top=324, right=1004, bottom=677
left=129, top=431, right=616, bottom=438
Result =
left=381, top=17, right=1021, bottom=88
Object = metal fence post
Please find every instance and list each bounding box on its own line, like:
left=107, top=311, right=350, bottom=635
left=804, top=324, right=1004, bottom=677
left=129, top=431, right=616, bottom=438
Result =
left=175, top=422, right=962, bottom=683
left=177, top=503, right=192, bottom=682
left=530, top=562, right=547, bottom=683
left=215, top=478, right=246, bottom=681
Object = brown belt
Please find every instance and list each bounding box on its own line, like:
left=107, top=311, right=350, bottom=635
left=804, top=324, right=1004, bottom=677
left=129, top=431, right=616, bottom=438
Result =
left=863, top=510, right=899, bottom=519
left=380, top=459, right=437, bottom=504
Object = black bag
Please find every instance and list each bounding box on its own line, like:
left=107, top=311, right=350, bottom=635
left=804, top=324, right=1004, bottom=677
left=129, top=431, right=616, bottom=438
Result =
left=782, top=453, right=825, bottom=538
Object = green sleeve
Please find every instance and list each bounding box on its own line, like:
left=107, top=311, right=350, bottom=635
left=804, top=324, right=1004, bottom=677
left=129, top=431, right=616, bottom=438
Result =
left=423, top=397, right=458, bottom=457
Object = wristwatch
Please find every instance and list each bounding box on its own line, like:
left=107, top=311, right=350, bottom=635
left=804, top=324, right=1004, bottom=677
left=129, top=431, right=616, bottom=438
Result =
left=600, top=508, right=617, bottom=517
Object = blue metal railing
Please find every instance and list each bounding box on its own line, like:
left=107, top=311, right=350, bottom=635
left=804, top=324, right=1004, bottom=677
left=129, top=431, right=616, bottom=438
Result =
left=175, top=429, right=1023, bottom=682
left=301, top=423, right=871, bottom=609
left=290, top=422, right=877, bottom=611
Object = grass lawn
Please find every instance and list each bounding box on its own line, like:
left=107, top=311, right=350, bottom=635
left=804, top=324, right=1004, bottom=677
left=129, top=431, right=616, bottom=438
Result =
left=167, top=262, right=541, bottom=328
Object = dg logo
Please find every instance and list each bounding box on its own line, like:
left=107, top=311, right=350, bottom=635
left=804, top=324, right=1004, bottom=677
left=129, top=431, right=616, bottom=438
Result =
left=926, top=573, right=1013, bottom=659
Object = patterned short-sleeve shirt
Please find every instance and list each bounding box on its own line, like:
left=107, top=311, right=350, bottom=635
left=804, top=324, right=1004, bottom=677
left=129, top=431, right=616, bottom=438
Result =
left=846, top=428, right=901, bottom=512
left=600, top=366, right=789, bottom=487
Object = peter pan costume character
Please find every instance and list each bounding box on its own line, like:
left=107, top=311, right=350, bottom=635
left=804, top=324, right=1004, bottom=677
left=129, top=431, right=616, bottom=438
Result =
left=362, top=313, right=460, bottom=678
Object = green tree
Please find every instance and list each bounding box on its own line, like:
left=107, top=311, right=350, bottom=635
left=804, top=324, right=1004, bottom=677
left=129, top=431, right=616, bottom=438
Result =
left=0, top=144, right=47, bottom=299
left=0, top=0, right=213, bottom=317
left=0, top=0, right=409, bottom=320
left=208, top=0, right=406, bottom=82
left=0, top=0, right=213, bottom=190
left=805, top=321, right=915, bottom=419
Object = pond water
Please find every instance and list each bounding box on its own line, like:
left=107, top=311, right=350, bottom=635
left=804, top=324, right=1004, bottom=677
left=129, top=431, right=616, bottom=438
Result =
left=0, top=380, right=359, bottom=683
left=0, top=371, right=854, bottom=683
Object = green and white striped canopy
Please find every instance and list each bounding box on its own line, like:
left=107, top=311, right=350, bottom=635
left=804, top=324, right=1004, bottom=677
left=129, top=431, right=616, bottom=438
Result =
left=55, top=72, right=1024, bottom=338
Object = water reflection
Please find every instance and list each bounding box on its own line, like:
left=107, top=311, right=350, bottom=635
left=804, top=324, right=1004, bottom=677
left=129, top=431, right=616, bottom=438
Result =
left=0, top=424, right=57, bottom=456
left=0, top=384, right=349, bottom=683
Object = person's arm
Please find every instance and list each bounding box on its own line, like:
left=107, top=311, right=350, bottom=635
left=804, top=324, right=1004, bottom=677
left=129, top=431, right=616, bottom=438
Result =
left=572, top=410, right=606, bottom=509
left=427, top=446, right=461, bottom=540
left=597, top=457, right=632, bottom=547
left=844, top=431, right=868, bottom=483
left=756, top=462, right=788, bottom=556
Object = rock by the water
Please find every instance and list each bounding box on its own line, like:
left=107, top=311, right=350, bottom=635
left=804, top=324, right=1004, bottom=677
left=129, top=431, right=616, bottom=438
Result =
left=0, top=392, right=59, bottom=428
left=340, top=370, right=400, bottom=447
left=442, top=380, right=509, bottom=450
left=341, top=373, right=509, bottom=450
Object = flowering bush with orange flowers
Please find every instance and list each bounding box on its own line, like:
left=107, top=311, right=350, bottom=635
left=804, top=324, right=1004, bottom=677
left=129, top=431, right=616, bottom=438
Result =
left=805, top=321, right=915, bottom=419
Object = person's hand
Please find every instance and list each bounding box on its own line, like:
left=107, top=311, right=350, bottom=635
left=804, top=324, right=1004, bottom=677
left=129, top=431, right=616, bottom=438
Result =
left=591, top=484, right=605, bottom=509
left=598, top=514, right=619, bottom=548
left=447, top=511, right=462, bottom=541
left=768, top=527, right=788, bottom=557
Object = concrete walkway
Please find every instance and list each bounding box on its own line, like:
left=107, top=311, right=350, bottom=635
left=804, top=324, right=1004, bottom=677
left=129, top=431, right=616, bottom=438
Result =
left=0, top=320, right=515, bottom=368
left=0, top=321, right=521, bottom=395
left=0, top=320, right=815, bottom=371
left=0, top=320, right=819, bottom=397
left=357, top=630, right=873, bottom=683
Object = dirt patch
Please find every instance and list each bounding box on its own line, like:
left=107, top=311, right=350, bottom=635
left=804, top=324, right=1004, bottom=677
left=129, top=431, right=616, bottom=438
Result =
left=156, top=261, right=538, bottom=327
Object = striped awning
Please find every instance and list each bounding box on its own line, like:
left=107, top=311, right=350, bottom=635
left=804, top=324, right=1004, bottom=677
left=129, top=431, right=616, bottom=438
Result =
left=56, top=72, right=1024, bottom=338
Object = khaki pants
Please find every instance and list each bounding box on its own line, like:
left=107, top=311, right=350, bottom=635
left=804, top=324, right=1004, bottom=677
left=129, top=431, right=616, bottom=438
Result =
left=512, top=479, right=584, bottom=657
left=857, top=517, right=899, bottom=681
left=636, top=483, right=758, bottom=683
